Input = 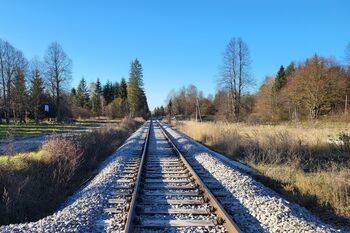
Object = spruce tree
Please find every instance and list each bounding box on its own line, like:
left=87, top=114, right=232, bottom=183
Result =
left=127, top=59, right=149, bottom=117
left=273, top=65, right=286, bottom=92
left=75, top=77, right=90, bottom=107
left=12, top=68, right=28, bottom=123
left=270, top=65, right=287, bottom=121
left=95, top=78, right=102, bottom=95
left=71, top=88, right=77, bottom=96
left=103, top=80, right=114, bottom=104
left=120, top=78, right=127, bottom=100
left=30, top=69, right=45, bottom=123
left=113, top=82, right=120, bottom=99
left=91, top=79, right=102, bottom=116
left=167, top=100, right=173, bottom=116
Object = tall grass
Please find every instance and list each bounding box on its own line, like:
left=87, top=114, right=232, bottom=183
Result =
left=176, top=121, right=350, bottom=226
left=0, top=117, right=141, bottom=225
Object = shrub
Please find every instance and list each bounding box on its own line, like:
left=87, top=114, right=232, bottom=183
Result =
left=0, top=118, right=141, bottom=225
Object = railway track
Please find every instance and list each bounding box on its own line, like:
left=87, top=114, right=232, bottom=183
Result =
left=105, top=120, right=241, bottom=232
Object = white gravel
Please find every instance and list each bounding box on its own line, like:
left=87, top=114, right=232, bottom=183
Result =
left=2, top=120, right=348, bottom=233
left=0, top=122, right=149, bottom=233
left=159, top=121, right=349, bottom=233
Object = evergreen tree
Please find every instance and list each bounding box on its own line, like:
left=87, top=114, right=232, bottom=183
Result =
left=270, top=66, right=287, bottom=121
left=30, top=68, right=45, bottom=123
left=119, top=78, right=129, bottom=116
left=71, top=88, right=77, bottom=96
left=167, top=100, right=173, bottom=116
left=273, top=65, right=286, bottom=92
left=95, top=78, right=102, bottom=95
left=91, top=79, right=102, bottom=116
left=103, top=80, right=114, bottom=104
left=12, top=68, right=28, bottom=123
left=113, top=82, right=120, bottom=99
left=75, top=77, right=90, bottom=107
left=160, top=106, right=165, bottom=116
left=120, top=78, right=127, bottom=100
left=127, top=59, right=149, bottom=117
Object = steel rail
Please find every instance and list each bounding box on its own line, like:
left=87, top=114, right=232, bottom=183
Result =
left=124, top=120, right=152, bottom=233
left=157, top=120, right=242, bottom=233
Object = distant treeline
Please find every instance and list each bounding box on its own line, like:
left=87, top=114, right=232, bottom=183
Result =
left=155, top=38, right=350, bottom=122
left=71, top=59, right=149, bottom=119
left=0, top=38, right=149, bottom=123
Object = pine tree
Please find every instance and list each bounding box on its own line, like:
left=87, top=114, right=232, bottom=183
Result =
left=113, top=82, right=120, bottom=99
left=12, top=68, right=28, bottom=123
left=91, top=79, right=102, bottom=116
left=167, top=100, right=173, bottom=116
left=120, top=78, right=127, bottom=100
left=71, top=88, right=77, bottom=96
left=30, top=68, right=45, bottom=123
left=75, top=77, right=90, bottom=107
left=119, top=78, right=129, bottom=116
left=103, top=80, right=114, bottom=104
left=270, top=66, right=287, bottom=121
left=273, top=65, right=286, bottom=92
left=95, top=78, right=102, bottom=95
left=127, top=59, right=149, bottom=117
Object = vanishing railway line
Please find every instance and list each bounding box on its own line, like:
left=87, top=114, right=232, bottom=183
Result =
left=105, top=120, right=241, bottom=232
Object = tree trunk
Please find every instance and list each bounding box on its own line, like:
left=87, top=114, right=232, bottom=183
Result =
left=34, top=103, right=39, bottom=124
left=13, top=109, right=16, bottom=124
left=56, top=89, right=61, bottom=122
left=229, top=84, right=235, bottom=119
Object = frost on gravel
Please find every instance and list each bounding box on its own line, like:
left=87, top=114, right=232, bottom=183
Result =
left=0, top=123, right=149, bottom=233
left=160, top=122, right=348, bottom=233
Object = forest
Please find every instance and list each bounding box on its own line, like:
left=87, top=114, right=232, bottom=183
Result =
left=0, top=38, right=149, bottom=124
left=155, top=38, right=350, bottom=123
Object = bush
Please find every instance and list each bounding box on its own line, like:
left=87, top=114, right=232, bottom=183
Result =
left=0, top=118, right=141, bottom=225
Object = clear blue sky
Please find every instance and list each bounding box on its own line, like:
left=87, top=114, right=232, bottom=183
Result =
left=1, top=0, right=349, bottom=110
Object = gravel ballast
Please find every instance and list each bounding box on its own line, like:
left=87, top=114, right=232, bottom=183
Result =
left=159, top=122, right=348, bottom=233
left=0, top=123, right=149, bottom=233
left=1, top=121, right=348, bottom=233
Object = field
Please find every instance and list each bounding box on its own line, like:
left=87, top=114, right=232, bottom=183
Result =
left=0, top=118, right=141, bottom=225
left=0, top=121, right=102, bottom=139
left=175, top=121, right=350, bottom=226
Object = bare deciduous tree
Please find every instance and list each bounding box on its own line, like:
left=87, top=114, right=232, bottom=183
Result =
left=44, top=42, right=72, bottom=122
left=0, top=39, right=27, bottom=124
left=219, top=37, right=252, bottom=120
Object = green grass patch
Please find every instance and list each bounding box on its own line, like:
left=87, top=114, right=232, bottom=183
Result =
left=0, top=151, right=43, bottom=169
left=0, top=122, right=101, bottom=139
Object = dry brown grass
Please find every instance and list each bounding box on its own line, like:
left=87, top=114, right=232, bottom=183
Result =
left=176, top=121, right=350, bottom=226
left=0, top=117, right=141, bottom=225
